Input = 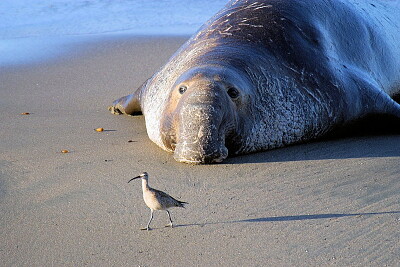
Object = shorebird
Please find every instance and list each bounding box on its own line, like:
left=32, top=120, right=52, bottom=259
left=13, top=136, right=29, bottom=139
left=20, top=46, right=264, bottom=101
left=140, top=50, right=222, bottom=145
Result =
left=128, top=172, right=187, bottom=231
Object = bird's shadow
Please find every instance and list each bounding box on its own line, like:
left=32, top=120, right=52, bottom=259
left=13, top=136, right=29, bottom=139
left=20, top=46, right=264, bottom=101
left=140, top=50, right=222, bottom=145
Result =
left=175, top=211, right=400, bottom=228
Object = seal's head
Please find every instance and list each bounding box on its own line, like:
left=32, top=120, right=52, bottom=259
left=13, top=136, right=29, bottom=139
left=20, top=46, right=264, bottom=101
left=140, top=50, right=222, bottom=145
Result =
left=160, top=66, right=252, bottom=164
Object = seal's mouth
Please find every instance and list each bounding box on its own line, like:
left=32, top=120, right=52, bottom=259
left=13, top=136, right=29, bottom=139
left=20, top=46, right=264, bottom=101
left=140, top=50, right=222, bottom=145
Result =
left=162, top=127, right=230, bottom=164
left=173, top=142, right=229, bottom=164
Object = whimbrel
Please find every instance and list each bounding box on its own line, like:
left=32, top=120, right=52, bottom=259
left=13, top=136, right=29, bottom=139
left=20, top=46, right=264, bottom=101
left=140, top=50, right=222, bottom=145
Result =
left=128, top=172, right=187, bottom=231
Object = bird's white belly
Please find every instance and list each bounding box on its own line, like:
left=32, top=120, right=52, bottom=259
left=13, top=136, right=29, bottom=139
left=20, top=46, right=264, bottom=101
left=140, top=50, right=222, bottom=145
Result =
left=143, top=193, right=163, bottom=210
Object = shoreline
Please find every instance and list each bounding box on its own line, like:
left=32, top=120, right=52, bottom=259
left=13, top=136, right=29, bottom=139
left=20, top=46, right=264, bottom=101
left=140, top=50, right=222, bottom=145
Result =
left=1, top=34, right=190, bottom=69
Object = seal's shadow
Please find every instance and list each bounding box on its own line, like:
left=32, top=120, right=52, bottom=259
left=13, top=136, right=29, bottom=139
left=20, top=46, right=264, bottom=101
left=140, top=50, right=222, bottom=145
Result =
left=225, top=114, right=400, bottom=164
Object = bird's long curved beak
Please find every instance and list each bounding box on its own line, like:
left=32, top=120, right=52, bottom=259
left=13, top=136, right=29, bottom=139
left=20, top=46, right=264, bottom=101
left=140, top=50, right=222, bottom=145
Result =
left=128, top=176, right=141, bottom=183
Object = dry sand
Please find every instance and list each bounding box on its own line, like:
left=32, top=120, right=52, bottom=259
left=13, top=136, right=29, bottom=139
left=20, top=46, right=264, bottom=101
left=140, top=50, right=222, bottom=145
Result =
left=1, top=36, right=399, bottom=266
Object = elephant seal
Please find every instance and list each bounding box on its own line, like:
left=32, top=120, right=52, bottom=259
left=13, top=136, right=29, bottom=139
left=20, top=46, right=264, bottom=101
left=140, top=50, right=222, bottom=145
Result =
left=109, top=0, right=400, bottom=164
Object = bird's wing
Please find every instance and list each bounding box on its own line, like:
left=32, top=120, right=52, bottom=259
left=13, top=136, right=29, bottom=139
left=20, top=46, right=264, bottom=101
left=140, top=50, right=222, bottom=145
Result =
left=152, top=188, right=185, bottom=207
left=153, top=188, right=173, bottom=199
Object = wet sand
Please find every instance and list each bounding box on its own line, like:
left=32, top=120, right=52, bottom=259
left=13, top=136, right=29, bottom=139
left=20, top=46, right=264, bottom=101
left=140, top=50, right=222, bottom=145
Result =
left=1, top=36, right=399, bottom=266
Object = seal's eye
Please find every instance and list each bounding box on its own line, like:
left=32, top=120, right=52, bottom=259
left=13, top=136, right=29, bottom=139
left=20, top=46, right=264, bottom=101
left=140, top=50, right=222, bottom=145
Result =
left=227, top=86, right=240, bottom=99
left=178, top=85, right=187, bottom=94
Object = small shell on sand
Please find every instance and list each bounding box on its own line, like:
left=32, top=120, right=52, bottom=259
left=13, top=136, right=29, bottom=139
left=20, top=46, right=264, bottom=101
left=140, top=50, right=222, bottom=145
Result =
left=95, top=128, right=104, bottom=132
left=21, top=112, right=30, bottom=115
left=61, top=150, right=69, bottom=153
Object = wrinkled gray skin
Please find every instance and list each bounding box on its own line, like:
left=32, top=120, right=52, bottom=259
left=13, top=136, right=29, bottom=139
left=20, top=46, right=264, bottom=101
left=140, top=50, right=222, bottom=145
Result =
left=109, top=0, right=400, bottom=164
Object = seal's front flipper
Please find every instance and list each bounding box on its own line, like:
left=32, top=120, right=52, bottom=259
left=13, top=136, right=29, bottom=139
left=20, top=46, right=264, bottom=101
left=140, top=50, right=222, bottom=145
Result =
left=108, top=94, right=142, bottom=115
left=108, top=79, right=148, bottom=115
left=363, top=83, right=400, bottom=119
left=349, top=72, right=400, bottom=119
left=373, top=91, right=400, bottom=118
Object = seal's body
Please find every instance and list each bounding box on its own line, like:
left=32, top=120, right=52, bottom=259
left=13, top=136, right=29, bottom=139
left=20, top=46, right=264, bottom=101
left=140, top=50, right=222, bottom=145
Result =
left=110, top=0, right=400, bottom=164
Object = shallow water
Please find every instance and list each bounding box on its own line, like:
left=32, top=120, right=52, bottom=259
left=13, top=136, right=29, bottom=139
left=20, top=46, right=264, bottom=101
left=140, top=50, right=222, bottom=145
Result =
left=0, top=0, right=228, bottom=66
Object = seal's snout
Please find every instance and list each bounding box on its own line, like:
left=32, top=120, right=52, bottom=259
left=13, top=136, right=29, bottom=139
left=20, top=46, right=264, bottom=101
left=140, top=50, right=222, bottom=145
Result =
left=172, top=102, right=230, bottom=164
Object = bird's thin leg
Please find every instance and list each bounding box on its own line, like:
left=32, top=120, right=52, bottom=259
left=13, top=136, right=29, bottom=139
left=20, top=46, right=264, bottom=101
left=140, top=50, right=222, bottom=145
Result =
left=142, top=209, right=153, bottom=231
left=147, top=209, right=154, bottom=230
left=166, top=210, right=174, bottom=228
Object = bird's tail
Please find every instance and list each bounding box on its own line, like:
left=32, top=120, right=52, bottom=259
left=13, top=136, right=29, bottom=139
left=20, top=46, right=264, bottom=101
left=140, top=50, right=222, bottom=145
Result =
left=178, top=201, right=188, bottom=208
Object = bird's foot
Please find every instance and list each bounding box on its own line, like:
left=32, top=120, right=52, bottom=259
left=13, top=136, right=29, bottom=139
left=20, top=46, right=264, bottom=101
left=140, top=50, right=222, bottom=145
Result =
left=140, top=227, right=151, bottom=231
left=165, top=223, right=174, bottom=228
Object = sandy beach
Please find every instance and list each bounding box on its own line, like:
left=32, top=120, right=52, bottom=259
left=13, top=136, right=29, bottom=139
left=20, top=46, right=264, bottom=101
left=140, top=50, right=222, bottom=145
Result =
left=1, top=36, right=399, bottom=266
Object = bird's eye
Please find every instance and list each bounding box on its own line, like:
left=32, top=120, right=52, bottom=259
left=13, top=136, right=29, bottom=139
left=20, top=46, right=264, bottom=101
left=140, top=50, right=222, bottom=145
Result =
left=178, top=86, right=187, bottom=94
left=227, top=86, right=240, bottom=99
